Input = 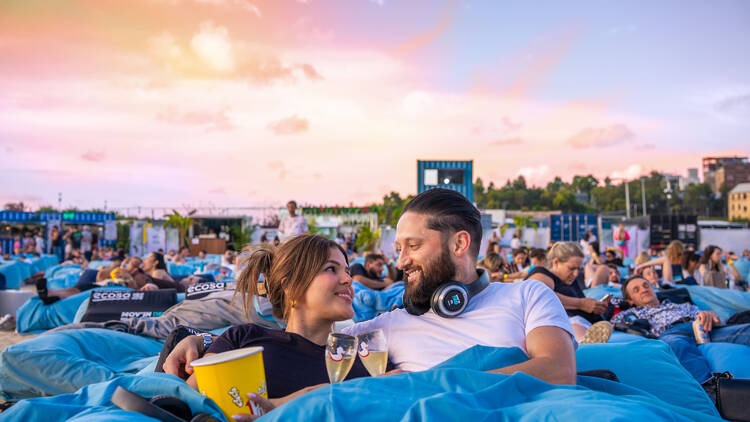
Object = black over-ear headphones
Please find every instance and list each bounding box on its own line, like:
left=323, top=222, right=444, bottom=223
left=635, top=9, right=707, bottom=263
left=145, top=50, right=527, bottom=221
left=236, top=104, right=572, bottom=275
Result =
left=404, top=269, right=490, bottom=318
left=111, top=386, right=220, bottom=422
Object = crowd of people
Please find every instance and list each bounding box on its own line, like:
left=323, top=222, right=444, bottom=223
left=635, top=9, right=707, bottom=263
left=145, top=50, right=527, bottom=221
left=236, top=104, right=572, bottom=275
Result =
left=5, top=190, right=750, bottom=420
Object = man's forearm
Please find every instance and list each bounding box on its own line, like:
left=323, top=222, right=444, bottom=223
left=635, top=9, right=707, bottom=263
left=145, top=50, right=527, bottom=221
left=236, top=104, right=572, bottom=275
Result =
left=353, top=275, right=386, bottom=290
left=488, top=356, right=576, bottom=385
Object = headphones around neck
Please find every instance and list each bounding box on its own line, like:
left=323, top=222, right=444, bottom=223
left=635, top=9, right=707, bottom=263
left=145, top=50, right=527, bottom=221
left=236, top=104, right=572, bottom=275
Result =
left=403, top=269, right=490, bottom=318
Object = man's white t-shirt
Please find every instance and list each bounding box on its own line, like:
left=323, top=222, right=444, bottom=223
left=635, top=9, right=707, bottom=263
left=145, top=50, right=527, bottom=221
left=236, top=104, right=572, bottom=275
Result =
left=278, top=215, right=308, bottom=240
left=510, top=237, right=522, bottom=249
left=342, top=279, right=574, bottom=372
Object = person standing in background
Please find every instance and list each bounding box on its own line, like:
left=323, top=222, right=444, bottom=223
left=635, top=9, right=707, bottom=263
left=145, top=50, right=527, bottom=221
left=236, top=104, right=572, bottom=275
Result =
left=80, top=226, right=93, bottom=261
left=278, top=200, right=308, bottom=241
left=613, top=223, right=630, bottom=258
left=50, top=226, right=64, bottom=263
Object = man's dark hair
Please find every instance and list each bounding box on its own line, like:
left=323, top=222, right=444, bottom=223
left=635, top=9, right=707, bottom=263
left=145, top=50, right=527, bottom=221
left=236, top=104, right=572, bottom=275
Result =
left=364, top=253, right=385, bottom=264
left=621, top=275, right=647, bottom=301
left=402, top=188, right=482, bottom=259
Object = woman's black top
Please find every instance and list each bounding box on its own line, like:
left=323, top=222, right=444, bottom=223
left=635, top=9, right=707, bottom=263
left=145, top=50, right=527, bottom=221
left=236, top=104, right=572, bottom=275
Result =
left=526, top=267, right=601, bottom=324
left=208, top=324, right=386, bottom=398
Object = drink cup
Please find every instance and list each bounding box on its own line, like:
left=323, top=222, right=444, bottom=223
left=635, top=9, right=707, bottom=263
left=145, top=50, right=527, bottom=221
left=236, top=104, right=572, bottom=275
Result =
left=692, top=320, right=711, bottom=345
left=191, top=347, right=267, bottom=419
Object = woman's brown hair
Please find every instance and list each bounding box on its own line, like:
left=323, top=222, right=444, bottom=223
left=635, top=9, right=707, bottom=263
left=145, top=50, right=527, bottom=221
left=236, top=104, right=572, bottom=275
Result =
left=234, top=234, right=348, bottom=322
left=665, top=240, right=684, bottom=263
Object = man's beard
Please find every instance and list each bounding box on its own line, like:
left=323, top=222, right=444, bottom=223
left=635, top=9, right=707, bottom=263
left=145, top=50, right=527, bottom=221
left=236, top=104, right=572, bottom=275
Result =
left=404, top=244, right=457, bottom=309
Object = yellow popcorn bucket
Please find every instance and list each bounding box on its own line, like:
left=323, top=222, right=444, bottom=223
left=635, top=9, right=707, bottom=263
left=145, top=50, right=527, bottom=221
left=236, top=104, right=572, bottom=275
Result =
left=190, top=346, right=268, bottom=419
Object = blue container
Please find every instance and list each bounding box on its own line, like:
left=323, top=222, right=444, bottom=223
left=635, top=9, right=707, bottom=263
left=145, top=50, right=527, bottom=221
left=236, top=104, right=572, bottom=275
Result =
left=550, top=214, right=598, bottom=242
left=417, top=160, right=474, bottom=202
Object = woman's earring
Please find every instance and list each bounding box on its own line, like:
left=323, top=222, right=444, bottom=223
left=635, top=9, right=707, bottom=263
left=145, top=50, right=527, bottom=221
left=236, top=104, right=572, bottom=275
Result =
left=290, top=300, right=297, bottom=308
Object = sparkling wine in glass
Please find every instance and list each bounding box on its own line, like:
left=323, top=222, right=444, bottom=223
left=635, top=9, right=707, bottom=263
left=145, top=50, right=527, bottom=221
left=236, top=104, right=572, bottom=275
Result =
left=325, top=333, right=357, bottom=383
left=357, top=329, right=388, bottom=377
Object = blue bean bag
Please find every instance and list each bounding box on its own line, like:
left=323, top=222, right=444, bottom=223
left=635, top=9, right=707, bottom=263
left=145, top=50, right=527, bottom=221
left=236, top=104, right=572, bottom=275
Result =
left=16, top=287, right=131, bottom=334
left=699, top=342, right=750, bottom=378
left=0, top=373, right=223, bottom=422
left=260, top=345, right=720, bottom=422
left=0, top=328, right=163, bottom=401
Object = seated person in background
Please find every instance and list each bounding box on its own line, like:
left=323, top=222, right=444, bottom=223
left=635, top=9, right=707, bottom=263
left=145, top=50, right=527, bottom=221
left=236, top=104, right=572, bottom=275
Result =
left=612, top=276, right=750, bottom=384
left=633, top=251, right=650, bottom=267
left=221, top=250, right=237, bottom=272
left=36, top=257, right=143, bottom=304
left=501, top=248, right=528, bottom=281
left=487, top=241, right=501, bottom=256
left=172, top=247, right=191, bottom=264
left=198, top=249, right=207, bottom=260
left=681, top=251, right=702, bottom=285
left=603, top=248, right=623, bottom=267
left=350, top=253, right=395, bottom=290
left=165, top=249, right=177, bottom=262
left=635, top=240, right=685, bottom=285
left=528, top=248, right=546, bottom=272
left=138, top=252, right=181, bottom=291
left=60, top=249, right=87, bottom=266
left=634, top=265, right=660, bottom=287
left=526, top=242, right=611, bottom=343
left=478, top=252, right=504, bottom=282
left=164, top=235, right=381, bottom=417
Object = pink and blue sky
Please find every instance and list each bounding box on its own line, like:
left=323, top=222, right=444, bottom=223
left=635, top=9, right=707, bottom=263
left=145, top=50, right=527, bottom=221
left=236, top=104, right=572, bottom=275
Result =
left=1, top=0, right=749, bottom=209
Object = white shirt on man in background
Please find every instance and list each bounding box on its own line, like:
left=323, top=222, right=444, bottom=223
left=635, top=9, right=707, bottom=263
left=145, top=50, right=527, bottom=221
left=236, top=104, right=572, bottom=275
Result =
left=343, top=278, right=574, bottom=372
left=278, top=215, right=308, bottom=240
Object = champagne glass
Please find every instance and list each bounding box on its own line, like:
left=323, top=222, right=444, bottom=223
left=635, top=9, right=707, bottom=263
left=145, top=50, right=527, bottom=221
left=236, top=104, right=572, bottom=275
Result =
left=325, top=333, right=357, bottom=383
left=357, top=329, right=388, bottom=377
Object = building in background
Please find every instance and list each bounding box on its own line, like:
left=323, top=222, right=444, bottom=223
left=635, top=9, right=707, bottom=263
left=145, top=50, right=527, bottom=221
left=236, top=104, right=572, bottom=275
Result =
left=417, top=160, right=474, bottom=202
left=679, top=168, right=700, bottom=191
left=728, top=183, right=750, bottom=221
left=703, top=156, right=750, bottom=193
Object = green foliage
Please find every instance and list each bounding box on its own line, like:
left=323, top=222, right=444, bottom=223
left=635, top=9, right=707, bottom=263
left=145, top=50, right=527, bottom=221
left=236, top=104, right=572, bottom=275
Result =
left=230, top=225, right=255, bottom=250
left=355, top=225, right=381, bottom=253
left=116, top=222, right=130, bottom=251
left=164, top=210, right=194, bottom=248
left=376, top=191, right=413, bottom=227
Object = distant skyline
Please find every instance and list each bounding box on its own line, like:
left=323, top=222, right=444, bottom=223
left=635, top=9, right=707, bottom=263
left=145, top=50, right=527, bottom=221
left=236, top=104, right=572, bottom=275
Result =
left=1, top=0, right=749, bottom=209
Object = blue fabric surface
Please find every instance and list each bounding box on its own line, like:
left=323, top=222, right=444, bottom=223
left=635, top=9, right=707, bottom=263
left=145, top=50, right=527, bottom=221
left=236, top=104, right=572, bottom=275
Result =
left=47, top=269, right=84, bottom=289
left=0, top=261, right=30, bottom=289
left=576, top=340, right=718, bottom=416
left=0, top=328, right=163, bottom=401
left=27, top=255, right=59, bottom=273
left=684, top=285, right=750, bottom=321
left=700, top=342, right=750, bottom=378
left=44, top=263, right=82, bottom=279
left=261, top=345, right=719, bottom=422
left=351, top=281, right=404, bottom=321
left=0, top=373, right=224, bottom=422
left=167, top=261, right=196, bottom=276
left=87, top=260, right=112, bottom=270
left=16, top=286, right=131, bottom=333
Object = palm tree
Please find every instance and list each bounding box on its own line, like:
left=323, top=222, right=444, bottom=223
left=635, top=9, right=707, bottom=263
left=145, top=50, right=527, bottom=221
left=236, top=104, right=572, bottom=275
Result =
left=165, top=209, right=196, bottom=248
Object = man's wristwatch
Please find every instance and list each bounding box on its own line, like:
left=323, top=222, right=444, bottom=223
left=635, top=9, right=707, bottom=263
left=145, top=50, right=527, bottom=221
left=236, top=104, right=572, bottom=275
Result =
left=199, top=333, right=213, bottom=354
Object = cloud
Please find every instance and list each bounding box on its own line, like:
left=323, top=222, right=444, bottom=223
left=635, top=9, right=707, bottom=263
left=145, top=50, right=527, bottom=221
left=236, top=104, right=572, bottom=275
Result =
left=81, top=150, right=106, bottom=162
left=517, top=165, right=549, bottom=184
left=490, top=137, right=523, bottom=146
left=209, top=187, right=226, bottom=194
left=640, top=143, right=656, bottom=150
left=610, top=164, right=645, bottom=180
left=568, top=162, right=587, bottom=171
left=714, top=93, right=750, bottom=116
left=191, top=21, right=235, bottom=73
left=268, top=161, right=288, bottom=179
left=148, top=31, right=184, bottom=62
left=567, top=124, right=634, bottom=149
left=267, top=115, right=309, bottom=135
left=157, top=106, right=234, bottom=131
left=501, top=116, right=523, bottom=132
left=296, top=63, right=323, bottom=80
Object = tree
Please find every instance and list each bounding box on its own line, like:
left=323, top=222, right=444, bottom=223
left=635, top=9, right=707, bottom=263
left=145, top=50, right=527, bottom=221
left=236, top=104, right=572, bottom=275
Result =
left=3, top=202, right=24, bottom=211
left=165, top=210, right=195, bottom=248
left=571, top=175, right=599, bottom=194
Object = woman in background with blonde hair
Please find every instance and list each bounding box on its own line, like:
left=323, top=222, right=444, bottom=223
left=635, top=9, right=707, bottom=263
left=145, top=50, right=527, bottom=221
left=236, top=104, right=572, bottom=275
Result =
left=526, top=242, right=611, bottom=343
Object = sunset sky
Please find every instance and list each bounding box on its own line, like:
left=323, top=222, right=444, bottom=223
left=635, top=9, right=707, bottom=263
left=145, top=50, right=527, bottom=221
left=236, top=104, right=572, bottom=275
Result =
left=1, top=0, right=749, bottom=210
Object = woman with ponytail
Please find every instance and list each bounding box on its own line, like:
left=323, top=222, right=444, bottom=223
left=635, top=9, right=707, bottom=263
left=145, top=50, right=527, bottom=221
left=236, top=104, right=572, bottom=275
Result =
left=164, top=234, right=384, bottom=416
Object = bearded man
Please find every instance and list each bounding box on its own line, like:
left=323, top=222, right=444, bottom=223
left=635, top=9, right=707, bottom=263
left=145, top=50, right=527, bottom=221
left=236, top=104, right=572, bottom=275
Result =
left=342, top=188, right=577, bottom=385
